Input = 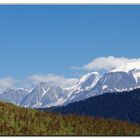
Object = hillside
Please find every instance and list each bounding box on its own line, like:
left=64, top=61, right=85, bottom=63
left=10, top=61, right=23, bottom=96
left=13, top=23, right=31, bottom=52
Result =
left=48, top=88, right=140, bottom=123
left=0, top=102, right=140, bottom=135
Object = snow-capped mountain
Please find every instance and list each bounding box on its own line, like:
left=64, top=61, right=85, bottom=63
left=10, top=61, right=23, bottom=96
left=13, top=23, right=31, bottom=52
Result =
left=0, top=72, right=101, bottom=107
left=64, top=71, right=137, bottom=105
left=0, top=61, right=140, bottom=108
left=19, top=82, right=67, bottom=108
left=0, top=88, right=28, bottom=105
left=111, top=61, right=140, bottom=73
left=74, top=72, right=101, bottom=91
left=92, top=71, right=137, bottom=93
left=63, top=61, right=140, bottom=105
left=63, top=72, right=101, bottom=105
left=19, top=72, right=101, bottom=108
left=111, top=61, right=140, bottom=84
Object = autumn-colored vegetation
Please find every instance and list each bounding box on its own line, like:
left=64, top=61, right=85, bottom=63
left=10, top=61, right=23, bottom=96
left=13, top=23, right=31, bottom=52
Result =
left=0, top=101, right=140, bottom=136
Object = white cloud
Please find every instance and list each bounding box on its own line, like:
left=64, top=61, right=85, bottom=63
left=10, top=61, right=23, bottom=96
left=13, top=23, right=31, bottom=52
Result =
left=72, top=56, right=140, bottom=71
left=28, top=74, right=79, bottom=88
left=0, top=77, right=18, bottom=89
left=0, top=74, right=79, bottom=89
left=1, top=56, right=140, bottom=90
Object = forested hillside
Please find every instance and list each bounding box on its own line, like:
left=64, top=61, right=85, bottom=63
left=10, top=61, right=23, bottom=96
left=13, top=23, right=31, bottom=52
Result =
left=0, top=101, right=140, bottom=135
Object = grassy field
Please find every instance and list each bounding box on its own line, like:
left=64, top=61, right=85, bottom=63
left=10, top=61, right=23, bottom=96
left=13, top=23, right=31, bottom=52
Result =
left=0, top=101, right=140, bottom=136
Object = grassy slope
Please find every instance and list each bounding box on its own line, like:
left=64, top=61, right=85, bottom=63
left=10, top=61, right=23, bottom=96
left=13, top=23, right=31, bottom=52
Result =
left=0, top=101, right=140, bottom=136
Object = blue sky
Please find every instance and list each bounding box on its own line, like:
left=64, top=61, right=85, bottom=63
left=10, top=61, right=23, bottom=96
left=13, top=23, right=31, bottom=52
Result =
left=0, top=5, right=140, bottom=80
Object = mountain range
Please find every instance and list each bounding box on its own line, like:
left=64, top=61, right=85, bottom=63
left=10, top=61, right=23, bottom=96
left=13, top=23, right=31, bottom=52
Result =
left=0, top=62, right=140, bottom=108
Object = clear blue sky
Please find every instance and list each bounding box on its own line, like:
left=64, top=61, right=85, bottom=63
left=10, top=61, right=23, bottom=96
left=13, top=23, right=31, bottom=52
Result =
left=0, top=5, right=140, bottom=79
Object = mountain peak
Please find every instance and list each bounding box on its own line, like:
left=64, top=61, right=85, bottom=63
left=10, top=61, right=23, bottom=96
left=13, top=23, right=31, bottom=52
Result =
left=111, top=61, right=140, bottom=84
left=79, top=72, right=100, bottom=82
left=111, top=61, right=140, bottom=73
left=76, top=72, right=101, bottom=90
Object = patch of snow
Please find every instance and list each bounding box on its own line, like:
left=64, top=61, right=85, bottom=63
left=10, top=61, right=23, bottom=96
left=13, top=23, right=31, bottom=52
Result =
left=102, top=85, right=108, bottom=90
left=111, top=61, right=140, bottom=73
